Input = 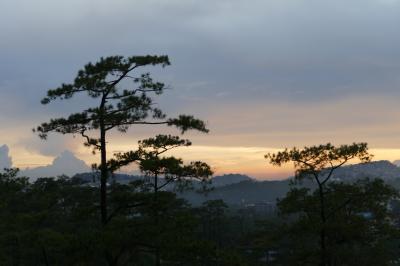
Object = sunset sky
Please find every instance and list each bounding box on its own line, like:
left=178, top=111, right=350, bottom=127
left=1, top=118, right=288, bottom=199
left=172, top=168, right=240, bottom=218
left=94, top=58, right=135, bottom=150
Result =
left=1, top=0, right=400, bottom=179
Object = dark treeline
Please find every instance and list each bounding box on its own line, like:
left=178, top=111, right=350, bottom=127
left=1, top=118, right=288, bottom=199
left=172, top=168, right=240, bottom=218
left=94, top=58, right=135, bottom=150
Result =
left=3, top=55, right=400, bottom=265
left=1, top=162, right=400, bottom=265
left=0, top=168, right=254, bottom=265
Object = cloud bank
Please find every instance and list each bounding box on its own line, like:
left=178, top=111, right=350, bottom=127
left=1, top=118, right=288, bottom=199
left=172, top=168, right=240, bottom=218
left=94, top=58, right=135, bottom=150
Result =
left=0, top=145, right=12, bottom=170
left=21, top=150, right=90, bottom=179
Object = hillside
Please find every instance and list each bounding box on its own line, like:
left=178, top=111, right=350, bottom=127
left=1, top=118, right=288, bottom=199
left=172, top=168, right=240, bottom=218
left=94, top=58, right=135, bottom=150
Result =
left=180, top=179, right=289, bottom=206
left=182, top=161, right=400, bottom=206
left=69, top=160, right=400, bottom=207
left=209, top=173, right=253, bottom=187
left=329, top=160, right=400, bottom=180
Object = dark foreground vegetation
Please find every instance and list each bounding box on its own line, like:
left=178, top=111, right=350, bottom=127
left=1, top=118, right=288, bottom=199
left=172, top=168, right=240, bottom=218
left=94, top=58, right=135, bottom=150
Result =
left=1, top=161, right=400, bottom=265
left=3, top=55, right=400, bottom=265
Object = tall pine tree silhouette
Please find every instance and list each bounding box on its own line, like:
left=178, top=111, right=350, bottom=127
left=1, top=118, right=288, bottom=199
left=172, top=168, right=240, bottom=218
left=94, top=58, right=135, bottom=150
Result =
left=35, top=55, right=208, bottom=224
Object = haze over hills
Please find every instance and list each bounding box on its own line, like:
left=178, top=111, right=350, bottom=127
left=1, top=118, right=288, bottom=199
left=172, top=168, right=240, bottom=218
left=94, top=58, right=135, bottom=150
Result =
left=72, top=160, right=400, bottom=207
left=183, top=160, right=400, bottom=206
left=4, top=146, right=400, bottom=206
left=180, top=179, right=295, bottom=206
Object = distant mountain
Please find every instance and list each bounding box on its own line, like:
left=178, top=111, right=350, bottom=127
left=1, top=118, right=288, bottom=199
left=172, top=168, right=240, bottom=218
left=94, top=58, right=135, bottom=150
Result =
left=72, top=171, right=274, bottom=206
left=329, top=160, right=400, bottom=181
left=210, top=174, right=253, bottom=187
left=21, top=151, right=90, bottom=179
left=180, top=179, right=289, bottom=206
left=26, top=158, right=400, bottom=207
left=392, top=160, right=400, bottom=167
left=181, top=161, right=400, bottom=206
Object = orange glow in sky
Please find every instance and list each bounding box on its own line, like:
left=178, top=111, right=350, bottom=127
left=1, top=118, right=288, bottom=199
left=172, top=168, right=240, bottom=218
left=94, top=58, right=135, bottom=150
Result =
left=9, top=142, right=400, bottom=180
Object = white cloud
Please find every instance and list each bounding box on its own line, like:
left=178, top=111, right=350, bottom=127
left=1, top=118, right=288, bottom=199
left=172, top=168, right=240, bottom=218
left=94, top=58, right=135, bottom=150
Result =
left=0, top=145, right=12, bottom=170
left=20, top=150, right=90, bottom=179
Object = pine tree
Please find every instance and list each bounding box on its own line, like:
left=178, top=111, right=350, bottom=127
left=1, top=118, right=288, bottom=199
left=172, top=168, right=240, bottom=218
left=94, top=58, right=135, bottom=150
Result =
left=34, top=55, right=209, bottom=224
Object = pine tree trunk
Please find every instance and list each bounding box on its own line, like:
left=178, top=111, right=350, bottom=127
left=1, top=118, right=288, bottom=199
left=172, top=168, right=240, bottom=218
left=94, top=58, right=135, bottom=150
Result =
left=100, top=123, right=108, bottom=225
left=154, top=173, right=161, bottom=266
left=318, top=183, right=327, bottom=266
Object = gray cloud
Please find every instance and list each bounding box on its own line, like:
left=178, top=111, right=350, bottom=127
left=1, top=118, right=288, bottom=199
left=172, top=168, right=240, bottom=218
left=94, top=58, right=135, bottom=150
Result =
left=1, top=0, right=400, bottom=159
left=17, top=134, right=82, bottom=157
left=0, top=145, right=12, bottom=170
left=1, top=0, right=399, bottom=101
left=20, top=150, right=90, bottom=179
